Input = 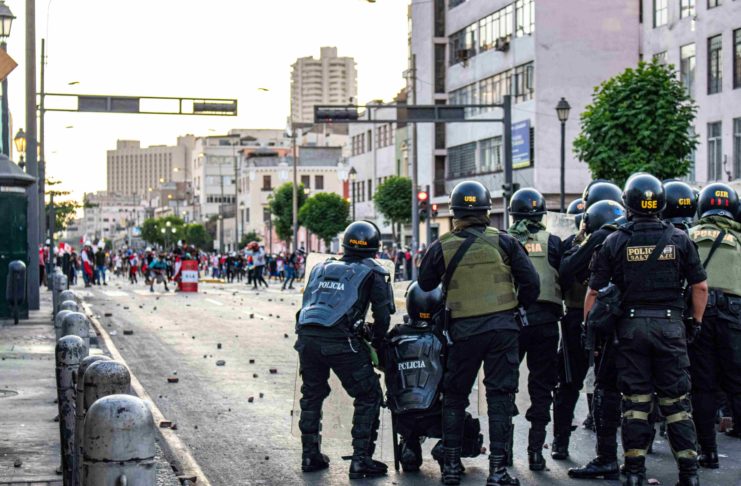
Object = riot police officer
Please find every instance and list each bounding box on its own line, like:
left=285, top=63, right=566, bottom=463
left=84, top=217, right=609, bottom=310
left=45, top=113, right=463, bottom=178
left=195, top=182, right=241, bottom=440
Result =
left=383, top=282, right=483, bottom=473
left=555, top=199, right=625, bottom=468
left=583, top=181, right=623, bottom=209
left=688, top=183, right=741, bottom=467
left=418, top=180, right=540, bottom=486
left=294, top=221, right=395, bottom=479
left=662, top=180, right=697, bottom=232
left=586, top=174, right=708, bottom=486
left=567, top=197, right=586, bottom=232
left=506, top=188, right=564, bottom=471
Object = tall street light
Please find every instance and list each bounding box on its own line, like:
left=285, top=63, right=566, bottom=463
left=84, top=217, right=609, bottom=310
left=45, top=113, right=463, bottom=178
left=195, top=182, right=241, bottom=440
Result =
left=556, top=97, right=571, bottom=213
left=0, top=1, right=14, bottom=156
left=349, top=167, right=357, bottom=221
left=13, top=128, right=25, bottom=170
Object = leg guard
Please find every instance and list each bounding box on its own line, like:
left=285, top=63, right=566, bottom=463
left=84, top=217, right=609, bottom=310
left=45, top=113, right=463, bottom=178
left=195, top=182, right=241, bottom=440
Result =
left=487, top=392, right=515, bottom=457
left=658, top=394, right=698, bottom=468
left=621, top=393, right=654, bottom=462
left=593, top=389, right=621, bottom=461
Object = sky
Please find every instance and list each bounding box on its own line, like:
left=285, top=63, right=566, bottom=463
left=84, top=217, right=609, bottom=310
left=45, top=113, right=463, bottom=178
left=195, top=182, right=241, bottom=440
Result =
left=4, top=0, right=410, bottom=201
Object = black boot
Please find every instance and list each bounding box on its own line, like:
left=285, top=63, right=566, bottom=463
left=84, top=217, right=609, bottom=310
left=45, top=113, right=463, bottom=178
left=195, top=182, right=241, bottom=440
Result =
left=300, top=434, right=329, bottom=472
left=441, top=447, right=463, bottom=485
left=623, top=457, right=646, bottom=486
left=698, top=449, right=719, bottom=469
left=527, top=425, right=546, bottom=471
left=348, top=439, right=387, bottom=479
left=399, top=437, right=422, bottom=472
left=551, top=435, right=569, bottom=460
left=676, top=457, right=700, bottom=486
left=486, top=453, right=520, bottom=486
left=568, top=435, right=619, bottom=480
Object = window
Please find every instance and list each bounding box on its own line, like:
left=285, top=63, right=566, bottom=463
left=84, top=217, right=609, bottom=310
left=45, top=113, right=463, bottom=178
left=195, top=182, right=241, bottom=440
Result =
left=301, top=175, right=311, bottom=188
left=707, top=0, right=722, bottom=8
left=515, top=0, right=534, bottom=37
left=680, top=43, right=696, bottom=96
left=734, top=29, right=741, bottom=89
left=434, top=156, right=447, bottom=196
left=447, top=142, right=476, bottom=178
left=479, top=5, right=513, bottom=53
left=245, top=208, right=250, bottom=223
left=480, top=136, right=503, bottom=172
left=449, top=0, right=466, bottom=8
left=435, top=123, right=446, bottom=150
left=513, top=62, right=535, bottom=102
left=734, top=118, right=741, bottom=178
left=367, top=179, right=372, bottom=200
left=684, top=127, right=697, bottom=182
left=315, top=175, right=324, bottom=190
left=708, top=35, right=723, bottom=94
left=434, top=44, right=446, bottom=93
left=708, top=122, right=723, bottom=181
left=680, top=0, right=695, bottom=18
left=434, top=0, right=445, bottom=37
left=262, top=175, right=272, bottom=191
left=262, top=207, right=271, bottom=224
left=367, top=130, right=373, bottom=152
left=653, top=51, right=668, bottom=65
left=449, top=23, right=477, bottom=65
left=653, top=0, right=668, bottom=27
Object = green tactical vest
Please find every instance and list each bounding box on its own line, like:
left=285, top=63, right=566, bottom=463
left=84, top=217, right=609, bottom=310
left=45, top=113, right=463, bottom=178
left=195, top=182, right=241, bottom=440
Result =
left=689, top=222, right=741, bottom=297
left=523, top=230, right=562, bottom=306
left=440, top=227, right=518, bottom=319
left=564, top=279, right=587, bottom=309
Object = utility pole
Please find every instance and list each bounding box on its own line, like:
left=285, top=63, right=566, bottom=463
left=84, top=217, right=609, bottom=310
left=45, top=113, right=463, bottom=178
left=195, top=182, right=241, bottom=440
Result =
left=39, top=38, right=46, bottom=265
left=410, top=54, right=419, bottom=281
left=425, top=184, right=432, bottom=247
left=503, top=95, right=513, bottom=227
left=291, top=125, right=298, bottom=253
left=25, top=0, right=40, bottom=308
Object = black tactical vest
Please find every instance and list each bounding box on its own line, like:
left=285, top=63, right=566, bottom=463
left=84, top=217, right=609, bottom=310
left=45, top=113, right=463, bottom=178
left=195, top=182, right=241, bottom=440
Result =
left=297, top=259, right=373, bottom=329
left=621, top=222, right=684, bottom=309
left=384, top=327, right=444, bottom=414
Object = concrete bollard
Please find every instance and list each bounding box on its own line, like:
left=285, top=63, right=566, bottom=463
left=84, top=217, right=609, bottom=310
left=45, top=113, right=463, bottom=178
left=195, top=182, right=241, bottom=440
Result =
left=74, top=355, right=112, bottom=484
left=56, top=335, right=86, bottom=486
left=83, top=394, right=156, bottom=486
left=58, top=289, right=79, bottom=315
left=61, top=312, right=91, bottom=357
left=54, top=309, right=75, bottom=341
left=52, top=273, right=68, bottom=317
left=59, top=300, right=79, bottom=313
left=78, top=360, right=130, bottom=485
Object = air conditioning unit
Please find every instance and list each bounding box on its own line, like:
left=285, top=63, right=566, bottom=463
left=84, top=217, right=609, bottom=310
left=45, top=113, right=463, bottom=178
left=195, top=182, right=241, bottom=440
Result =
left=494, top=37, right=510, bottom=52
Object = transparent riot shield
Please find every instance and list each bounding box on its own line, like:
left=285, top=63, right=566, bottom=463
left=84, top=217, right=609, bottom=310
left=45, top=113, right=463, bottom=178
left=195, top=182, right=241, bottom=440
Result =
left=545, top=211, right=578, bottom=240
left=291, top=256, right=395, bottom=439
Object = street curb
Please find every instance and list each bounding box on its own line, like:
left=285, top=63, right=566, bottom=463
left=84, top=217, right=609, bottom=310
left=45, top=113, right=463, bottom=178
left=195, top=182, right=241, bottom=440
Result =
left=81, top=301, right=211, bottom=486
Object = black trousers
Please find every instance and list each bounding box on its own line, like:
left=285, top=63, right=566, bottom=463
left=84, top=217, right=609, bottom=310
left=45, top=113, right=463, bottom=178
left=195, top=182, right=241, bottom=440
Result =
left=295, top=335, right=382, bottom=449
left=443, top=329, right=519, bottom=455
left=553, top=309, right=591, bottom=440
left=689, top=308, right=741, bottom=450
left=518, top=322, right=559, bottom=426
left=615, top=317, right=697, bottom=465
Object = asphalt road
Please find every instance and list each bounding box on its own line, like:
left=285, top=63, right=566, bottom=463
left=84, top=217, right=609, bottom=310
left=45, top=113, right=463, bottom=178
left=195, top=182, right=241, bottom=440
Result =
left=80, top=276, right=741, bottom=486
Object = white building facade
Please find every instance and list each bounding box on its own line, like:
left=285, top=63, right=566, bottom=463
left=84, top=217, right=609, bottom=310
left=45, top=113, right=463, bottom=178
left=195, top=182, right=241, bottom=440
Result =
left=81, top=191, right=148, bottom=246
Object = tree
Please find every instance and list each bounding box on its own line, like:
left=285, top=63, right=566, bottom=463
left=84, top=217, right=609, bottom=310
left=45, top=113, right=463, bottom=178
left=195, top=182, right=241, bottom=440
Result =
left=184, top=223, right=212, bottom=250
left=374, top=176, right=411, bottom=241
left=268, top=182, right=307, bottom=246
left=300, top=192, right=350, bottom=250
left=45, top=179, right=83, bottom=232
left=239, top=230, right=262, bottom=248
left=140, top=216, right=185, bottom=247
left=573, top=59, right=698, bottom=187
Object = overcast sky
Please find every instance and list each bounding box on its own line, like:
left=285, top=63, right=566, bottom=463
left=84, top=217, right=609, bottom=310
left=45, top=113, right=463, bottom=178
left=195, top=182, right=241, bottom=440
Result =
left=5, top=0, right=409, bottom=200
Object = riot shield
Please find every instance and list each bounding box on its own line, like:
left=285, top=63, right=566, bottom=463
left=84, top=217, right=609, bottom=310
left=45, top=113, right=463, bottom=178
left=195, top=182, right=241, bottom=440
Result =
left=291, top=255, right=394, bottom=440
left=545, top=211, right=578, bottom=240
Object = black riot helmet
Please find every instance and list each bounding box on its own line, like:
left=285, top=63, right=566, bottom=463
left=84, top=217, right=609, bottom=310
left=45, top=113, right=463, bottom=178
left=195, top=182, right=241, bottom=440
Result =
left=697, top=183, right=740, bottom=220
left=342, top=221, right=381, bottom=255
left=622, top=173, right=666, bottom=216
left=661, top=180, right=697, bottom=225
left=567, top=197, right=586, bottom=230
left=449, top=180, right=491, bottom=218
left=405, top=282, right=444, bottom=328
left=509, top=188, right=546, bottom=220
left=583, top=181, right=623, bottom=209
left=583, top=200, right=626, bottom=235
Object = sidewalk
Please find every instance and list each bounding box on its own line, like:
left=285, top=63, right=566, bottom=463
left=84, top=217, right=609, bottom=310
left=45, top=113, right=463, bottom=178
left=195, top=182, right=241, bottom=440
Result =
left=0, top=287, right=179, bottom=486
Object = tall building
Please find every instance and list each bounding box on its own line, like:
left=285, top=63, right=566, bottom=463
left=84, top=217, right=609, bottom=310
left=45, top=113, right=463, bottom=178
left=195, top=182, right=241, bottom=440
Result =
left=106, top=136, right=194, bottom=197
left=290, top=46, right=358, bottom=124
left=410, top=0, right=741, bottom=231
left=80, top=191, right=147, bottom=245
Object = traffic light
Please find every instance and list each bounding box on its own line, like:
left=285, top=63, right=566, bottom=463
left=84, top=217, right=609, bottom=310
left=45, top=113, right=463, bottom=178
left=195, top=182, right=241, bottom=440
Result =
left=314, top=106, right=360, bottom=123
left=417, top=190, right=429, bottom=220
left=502, top=182, right=521, bottom=200
left=431, top=203, right=439, bottom=218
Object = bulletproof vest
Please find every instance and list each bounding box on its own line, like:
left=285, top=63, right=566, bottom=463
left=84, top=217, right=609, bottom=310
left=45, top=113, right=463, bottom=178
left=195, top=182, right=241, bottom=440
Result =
left=523, top=230, right=562, bottom=306
left=297, top=259, right=373, bottom=329
left=622, top=222, right=684, bottom=308
left=690, top=222, right=741, bottom=297
left=384, top=328, right=444, bottom=414
left=440, top=228, right=518, bottom=319
left=564, top=279, right=587, bottom=309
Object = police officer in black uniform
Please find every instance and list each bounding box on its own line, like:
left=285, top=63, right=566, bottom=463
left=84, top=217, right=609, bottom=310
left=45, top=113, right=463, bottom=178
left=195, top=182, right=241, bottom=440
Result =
left=586, top=174, right=708, bottom=486
left=554, top=199, right=625, bottom=467
left=662, top=180, right=698, bottom=232
left=688, top=184, right=741, bottom=468
left=506, top=188, right=564, bottom=471
left=583, top=181, right=624, bottom=209
left=418, top=180, right=540, bottom=486
left=383, top=282, right=483, bottom=473
left=294, top=221, right=395, bottom=479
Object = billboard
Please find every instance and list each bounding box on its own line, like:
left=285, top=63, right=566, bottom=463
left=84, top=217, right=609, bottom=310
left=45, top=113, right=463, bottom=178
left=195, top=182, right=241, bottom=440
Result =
left=512, top=119, right=531, bottom=169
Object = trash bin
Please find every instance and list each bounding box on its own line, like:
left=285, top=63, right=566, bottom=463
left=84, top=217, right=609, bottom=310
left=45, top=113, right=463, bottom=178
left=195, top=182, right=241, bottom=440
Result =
left=179, top=259, right=199, bottom=293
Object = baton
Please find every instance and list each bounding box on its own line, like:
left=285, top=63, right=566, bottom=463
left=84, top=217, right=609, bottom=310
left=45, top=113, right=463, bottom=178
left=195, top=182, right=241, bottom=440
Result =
left=560, top=320, right=573, bottom=384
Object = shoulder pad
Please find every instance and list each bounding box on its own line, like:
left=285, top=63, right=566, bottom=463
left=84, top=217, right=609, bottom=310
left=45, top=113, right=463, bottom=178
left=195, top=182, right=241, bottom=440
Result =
left=362, top=258, right=390, bottom=276
left=617, top=222, right=634, bottom=235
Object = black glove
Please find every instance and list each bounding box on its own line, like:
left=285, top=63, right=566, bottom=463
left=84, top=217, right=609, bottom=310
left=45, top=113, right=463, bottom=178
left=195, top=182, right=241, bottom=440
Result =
left=684, top=317, right=702, bottom=344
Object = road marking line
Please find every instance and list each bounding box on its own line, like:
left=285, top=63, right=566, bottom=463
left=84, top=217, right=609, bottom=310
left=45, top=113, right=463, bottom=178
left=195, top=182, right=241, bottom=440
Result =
left=205, top=298, right=224, bottom=306
left=102, top=290, right=129, bottom=297
left=244, top=310, right=271, bottom=320
left=81, top=301, right=212, bottom=486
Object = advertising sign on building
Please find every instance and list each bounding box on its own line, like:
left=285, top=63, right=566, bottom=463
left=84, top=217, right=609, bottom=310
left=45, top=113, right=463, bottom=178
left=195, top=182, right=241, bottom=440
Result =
left=512, top=120, right=531, bottom=169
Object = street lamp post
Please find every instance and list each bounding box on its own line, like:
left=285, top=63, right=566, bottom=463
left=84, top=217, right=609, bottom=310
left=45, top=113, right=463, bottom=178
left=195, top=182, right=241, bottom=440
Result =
left=556, top=97, right=571, bottom=213
left=0, top=1, right=14, bottom=156
left=349, top=167, right=357, bottom=221
left=13, top=128, right=25, bottom=170
left=218, top=212, right=224, bottom=254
